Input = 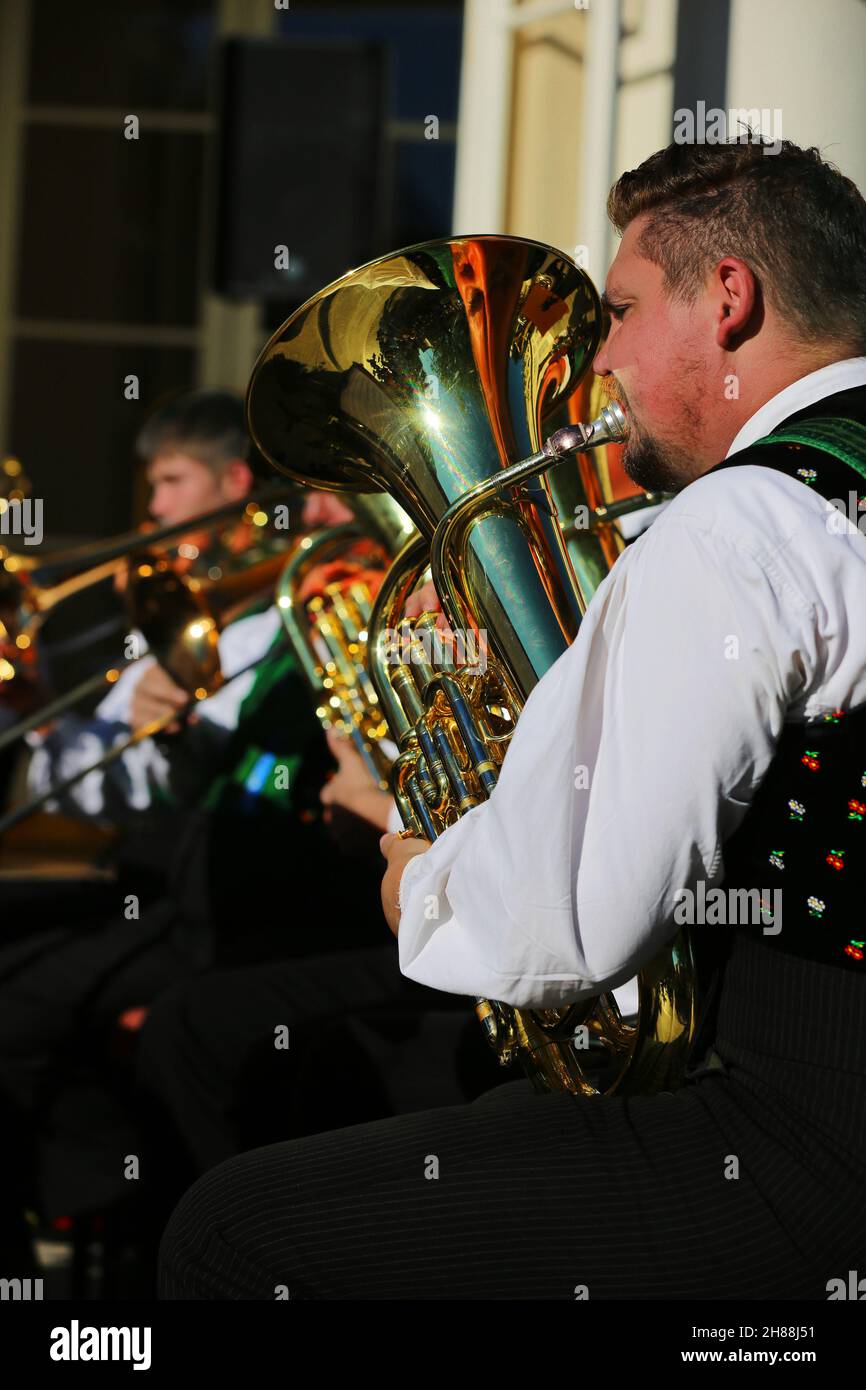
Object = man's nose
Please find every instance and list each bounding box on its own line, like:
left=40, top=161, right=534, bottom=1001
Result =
left=592, top=337, right=610, bottom=377
left=301, top=495, right=323, bottom=527
left=150, top=490, right=168, bottom=520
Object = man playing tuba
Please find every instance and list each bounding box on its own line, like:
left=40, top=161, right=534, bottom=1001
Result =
left=160, top=136, right=866, bottom=1301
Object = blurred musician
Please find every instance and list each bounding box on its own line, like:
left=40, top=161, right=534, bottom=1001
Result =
left=23, top=389, right=288, bottom=827
left=0, top=395, right=385, bottom=1264
left=131, top=579, right=492, bottom=1222
left=131, top=723, right=491, bottom=1244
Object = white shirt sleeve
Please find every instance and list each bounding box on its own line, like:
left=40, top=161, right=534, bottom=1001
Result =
left=95, top=642, right=154, bottom=725
left=26, top=724, right=171, bottom=813
left=396, top=471, right=858, bottom=1009
left=93, top=608, right=282, bottom=732
left=192, top=607, right=282, bottom=730
left=25, top=606, right=284, bottom=812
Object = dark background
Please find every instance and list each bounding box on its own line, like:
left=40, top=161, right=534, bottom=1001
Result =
left=5, top=0, right=463, bottom=544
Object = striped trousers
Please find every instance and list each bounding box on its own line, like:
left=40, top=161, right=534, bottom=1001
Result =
left=159, top=934, right=866, bottom=1300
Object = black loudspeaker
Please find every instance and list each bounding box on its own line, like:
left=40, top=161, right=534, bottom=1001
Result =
left=213, top=37, right=389, bottom=302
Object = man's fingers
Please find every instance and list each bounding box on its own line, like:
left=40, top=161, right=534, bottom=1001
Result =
left=325, top=726, right=371, bottom=778
left=326, top=725, right=357, bottom=759
left=154, top=678, right=189, bottom=707
left=325, top=726, right=351, bottom=760
left=130, top=677, right=191, bottom=732
left=404, top=579, right=442, bottom=619
left=379, top=832, right=429, bottom=859
left=147, top=666, right=189, bottom=703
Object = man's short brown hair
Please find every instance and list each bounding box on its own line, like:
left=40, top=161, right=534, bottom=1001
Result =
left=607, top=136, right=866, bottom=353
left=136, top=389, right=250, bottom=475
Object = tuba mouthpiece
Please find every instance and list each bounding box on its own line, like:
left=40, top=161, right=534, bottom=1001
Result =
left=544, top=400, right=629, bottom=461
left=594, top=400, right=629, bottom=444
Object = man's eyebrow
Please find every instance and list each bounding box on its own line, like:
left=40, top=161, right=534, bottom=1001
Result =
left=600, top=288, right=628, bottom=309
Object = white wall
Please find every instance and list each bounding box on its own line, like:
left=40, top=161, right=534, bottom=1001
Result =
left=727, top=0, right=866, bottom=193
left=453, top=0, right=866, bottom=274
left=609, top=0, right=678, bottom=270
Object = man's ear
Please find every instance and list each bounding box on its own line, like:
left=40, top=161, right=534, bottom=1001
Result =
left=713, top=257, right=759, bottom=349
left=221, top=458, right=255, bottom=500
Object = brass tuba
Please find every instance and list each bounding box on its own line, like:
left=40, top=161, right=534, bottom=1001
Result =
left=247, top=234, right=695, bottom=1098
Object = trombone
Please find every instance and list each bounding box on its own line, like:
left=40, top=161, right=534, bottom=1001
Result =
left=0, top=542, right=292, bottom=834
left=0, top=485, right=295, bottom=750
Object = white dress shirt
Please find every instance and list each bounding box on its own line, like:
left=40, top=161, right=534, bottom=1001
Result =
left=26, top=606, right=283, bottom=813
left=396, top=358, right=866, bottom=1008
left=94, top=607, right=282, bottom=731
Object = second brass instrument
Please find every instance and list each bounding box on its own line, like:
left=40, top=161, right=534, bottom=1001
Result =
left=274, top=492, right=414, bottom=790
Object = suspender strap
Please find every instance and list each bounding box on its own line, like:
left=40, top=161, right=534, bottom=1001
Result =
left=752, top=417, right=866, bottom=485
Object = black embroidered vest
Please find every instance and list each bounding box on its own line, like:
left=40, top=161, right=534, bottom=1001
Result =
left=705, top=417, right=866, bottom=976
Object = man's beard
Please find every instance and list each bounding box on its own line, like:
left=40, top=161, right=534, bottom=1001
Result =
left=621, top=422, right=697, bottom=493
left=606, top=383, right=706, bottom=494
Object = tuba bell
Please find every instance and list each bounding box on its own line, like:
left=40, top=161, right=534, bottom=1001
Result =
left=247, top=234, right=696, bottom=1098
